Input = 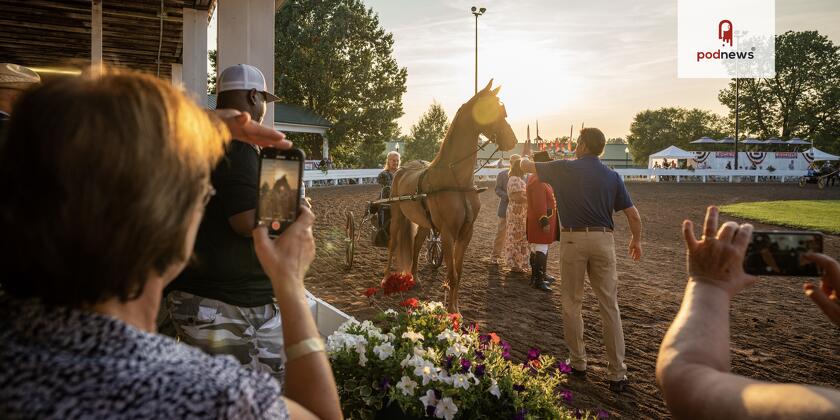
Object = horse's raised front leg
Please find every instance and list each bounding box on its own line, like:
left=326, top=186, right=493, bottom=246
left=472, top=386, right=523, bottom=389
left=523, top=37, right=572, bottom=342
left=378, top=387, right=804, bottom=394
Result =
left=412, top=226, right=430, bottom=286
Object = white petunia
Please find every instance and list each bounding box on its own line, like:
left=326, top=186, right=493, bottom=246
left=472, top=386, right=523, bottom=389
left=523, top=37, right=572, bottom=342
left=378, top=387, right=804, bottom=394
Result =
left=396, top=376, right=418, bottom=396
left=489, top=379, right=501, bottom=398
left=424, top=347, right=439, bottom=361
left=413, top=360, right=438, bottom=385
left=436, top=371, right=453, bottom=385
left=413, top=346, right=426, bottom=357
left=419, top=389, right=438, bottom=409
left=437, top=329, right=458, bottom=342
left=445, top=342, right=468, bottom=357
left=373, top=342, right=395, bottom=360
left=402, top=330, right=424, bottom=343
left=358, top=352, right=367, bottom=367
left=451, top=373, right=470, bottom=390
left=400, top=353, right=412, bottom=368
left=435, top=397, right=458, bottom=420
left=384, top=309, right=398, bottom=316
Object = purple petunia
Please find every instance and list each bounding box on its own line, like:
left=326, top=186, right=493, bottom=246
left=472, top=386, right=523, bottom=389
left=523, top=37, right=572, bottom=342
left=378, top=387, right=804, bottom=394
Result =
left=527, top=347, right=540, bottom=361
left=501, top=341, right=512, bottom=360
left=557, top=360, right=572, bottom=374
left=475, top=350, right=485, bottom=360
left=460, top=358, right=472, bottom=373
left=445, top=355, right=454, bottom=371
left=426, top=405, right=436, bottom=416
left=596, top=409, right=610, bottom=419
left=379, top=376, right=391, bottom=391
left=560, top=389, right=573, bottom=404
left=575, top=408, right=583, bottom=419
left=474, top=364, right=486, bottom=377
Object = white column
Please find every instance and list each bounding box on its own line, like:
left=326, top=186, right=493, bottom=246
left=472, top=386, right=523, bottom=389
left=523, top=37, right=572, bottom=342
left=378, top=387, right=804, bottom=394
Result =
left=217, top=0, right=275, bottom=127
left=91, top=0, right=102, bottom=69
left=170, top=63, right=183, bottom=87
left=322, top=135, right=329, bottom=159
left=182, top=8, right=208, bottom=107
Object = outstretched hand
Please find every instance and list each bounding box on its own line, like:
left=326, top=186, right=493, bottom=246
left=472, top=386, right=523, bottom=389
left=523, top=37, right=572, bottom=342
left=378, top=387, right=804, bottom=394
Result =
left=803, top=253, right=840, bottom=327
left=682, top=206, right=758, bottom=298
left=215, top=109, right=292, bottom=149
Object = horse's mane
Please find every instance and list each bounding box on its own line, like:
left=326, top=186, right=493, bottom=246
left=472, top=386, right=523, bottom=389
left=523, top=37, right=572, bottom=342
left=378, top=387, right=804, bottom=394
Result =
left=429, top=98, right=474, bottom=167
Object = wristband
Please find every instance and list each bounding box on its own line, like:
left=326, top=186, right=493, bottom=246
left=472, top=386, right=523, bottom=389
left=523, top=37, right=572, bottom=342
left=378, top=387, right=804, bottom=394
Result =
left=285, top=337, right=326, bottom=362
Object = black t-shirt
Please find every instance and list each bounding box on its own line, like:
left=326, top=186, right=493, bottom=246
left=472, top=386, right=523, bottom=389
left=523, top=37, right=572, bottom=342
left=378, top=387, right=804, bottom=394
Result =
left=168, top=140, right=273, bottom=307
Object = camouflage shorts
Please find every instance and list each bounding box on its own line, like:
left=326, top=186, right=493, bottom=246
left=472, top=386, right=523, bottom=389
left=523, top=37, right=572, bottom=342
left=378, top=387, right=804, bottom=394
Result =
left=163, top=291, right=286, bottom=388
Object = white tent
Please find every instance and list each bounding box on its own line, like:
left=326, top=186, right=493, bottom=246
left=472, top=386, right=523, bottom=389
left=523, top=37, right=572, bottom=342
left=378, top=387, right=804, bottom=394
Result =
left=648, top=145, right=697, bottom=168
left=805, top=147, right=840, bottom=161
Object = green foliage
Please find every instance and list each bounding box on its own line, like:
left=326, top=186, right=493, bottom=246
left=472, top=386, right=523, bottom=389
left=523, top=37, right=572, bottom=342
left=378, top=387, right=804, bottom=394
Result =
left=626, top=107, right=729, bottom=164
left=606, top=137, right=626, bottom=145
left=328, top=301, right=593, bottom=419
left=718, top=31, right=840, bottom=155
left=720, top=200, right=840, bottom=234
left=275, top=0, right=407, bottom=168
left=405, top=102, right=449, bottom=162
left=207, top=49, right=217, bottom=95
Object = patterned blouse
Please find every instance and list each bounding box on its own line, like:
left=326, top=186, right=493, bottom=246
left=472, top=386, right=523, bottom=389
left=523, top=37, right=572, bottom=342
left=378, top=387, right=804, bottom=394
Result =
left=0, top=296, right=289, bottom=419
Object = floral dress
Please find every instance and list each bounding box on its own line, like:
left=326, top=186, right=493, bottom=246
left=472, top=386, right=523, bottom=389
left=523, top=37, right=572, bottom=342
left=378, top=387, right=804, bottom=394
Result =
left=504, top=175, right=529, bottom=271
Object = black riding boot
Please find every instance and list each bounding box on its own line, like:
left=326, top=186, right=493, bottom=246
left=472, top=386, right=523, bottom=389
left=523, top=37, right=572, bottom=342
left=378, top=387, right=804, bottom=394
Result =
left=533, top=252, right=552, bottom=291
left=529, top=252, right=538, bottom=286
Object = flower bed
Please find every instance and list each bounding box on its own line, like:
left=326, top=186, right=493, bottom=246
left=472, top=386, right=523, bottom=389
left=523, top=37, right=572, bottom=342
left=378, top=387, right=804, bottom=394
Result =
left=327, top=300, right=607, bottom=419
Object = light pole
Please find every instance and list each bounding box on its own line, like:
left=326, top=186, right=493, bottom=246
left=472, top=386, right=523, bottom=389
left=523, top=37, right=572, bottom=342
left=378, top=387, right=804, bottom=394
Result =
left=471, top=6, right=486, bottom=94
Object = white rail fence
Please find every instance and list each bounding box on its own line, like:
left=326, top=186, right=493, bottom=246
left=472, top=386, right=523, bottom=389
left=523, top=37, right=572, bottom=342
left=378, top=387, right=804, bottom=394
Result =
left=303, top=168, right=809, bottom=187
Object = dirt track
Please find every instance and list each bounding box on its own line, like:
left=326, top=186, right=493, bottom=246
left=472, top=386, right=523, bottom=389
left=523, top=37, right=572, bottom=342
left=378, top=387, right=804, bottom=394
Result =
left=305, top=181, right=840, bottom=419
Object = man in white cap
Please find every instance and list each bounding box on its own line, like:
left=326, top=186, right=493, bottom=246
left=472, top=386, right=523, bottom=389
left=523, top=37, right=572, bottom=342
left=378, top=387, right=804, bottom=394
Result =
left=164, top=64, right=292, bottom=385
left=0, top=63, right=41, bottom=134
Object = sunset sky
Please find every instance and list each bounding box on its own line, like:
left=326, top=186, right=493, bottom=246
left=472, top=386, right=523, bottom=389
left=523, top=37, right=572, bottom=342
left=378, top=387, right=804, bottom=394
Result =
left=211, top=0, right=840, bottom=141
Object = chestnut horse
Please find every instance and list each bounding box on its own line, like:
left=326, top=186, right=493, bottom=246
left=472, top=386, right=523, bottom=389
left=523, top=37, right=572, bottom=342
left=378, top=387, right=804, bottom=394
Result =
left=385, top=80, right=517, bottom=313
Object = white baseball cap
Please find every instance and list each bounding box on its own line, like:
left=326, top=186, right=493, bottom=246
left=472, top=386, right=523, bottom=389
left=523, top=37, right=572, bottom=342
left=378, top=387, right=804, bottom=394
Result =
left=217, top=64, right=279, bottom=102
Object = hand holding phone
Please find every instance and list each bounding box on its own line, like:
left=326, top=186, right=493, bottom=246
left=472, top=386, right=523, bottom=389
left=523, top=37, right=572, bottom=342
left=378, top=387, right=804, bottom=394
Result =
left=256, top=148, right=305, bottom=237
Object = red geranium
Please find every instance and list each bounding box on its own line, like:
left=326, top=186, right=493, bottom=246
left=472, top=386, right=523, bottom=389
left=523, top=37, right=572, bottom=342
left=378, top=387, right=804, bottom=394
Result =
left=448, top=313, right=462, bottom=330
left=363, top=287, right=378, bottom=298
left=381, top=272, right=415, bottom=296
left=399, top=297, right=419, bottom=308
left=489, top=332, right=501, bottom=344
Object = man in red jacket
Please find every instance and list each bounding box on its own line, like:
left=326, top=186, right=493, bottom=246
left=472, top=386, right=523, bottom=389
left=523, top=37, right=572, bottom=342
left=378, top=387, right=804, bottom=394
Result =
left=526, top=153, right=558, bottom=291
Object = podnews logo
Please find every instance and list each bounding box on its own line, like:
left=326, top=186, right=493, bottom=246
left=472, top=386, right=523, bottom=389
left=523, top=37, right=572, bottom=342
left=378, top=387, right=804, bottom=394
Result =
left=695, top=19, right=755, bottom=62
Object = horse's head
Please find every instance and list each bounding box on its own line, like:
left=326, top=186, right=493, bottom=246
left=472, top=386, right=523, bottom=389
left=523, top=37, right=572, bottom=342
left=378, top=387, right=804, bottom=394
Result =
left=468, top=79, right=517, bottom=151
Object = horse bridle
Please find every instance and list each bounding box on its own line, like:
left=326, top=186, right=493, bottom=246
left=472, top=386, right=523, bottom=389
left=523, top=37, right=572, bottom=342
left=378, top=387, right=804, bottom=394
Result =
left=448, top=103, right=508, bottom=175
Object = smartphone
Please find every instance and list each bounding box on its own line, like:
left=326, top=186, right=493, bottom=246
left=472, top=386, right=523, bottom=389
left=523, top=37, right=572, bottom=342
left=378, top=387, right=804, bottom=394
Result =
left=744, top=231, right=823, bottom=276
left=256, top=148, right=305, bottom=237
left=533, top=151, right=552, bottom=163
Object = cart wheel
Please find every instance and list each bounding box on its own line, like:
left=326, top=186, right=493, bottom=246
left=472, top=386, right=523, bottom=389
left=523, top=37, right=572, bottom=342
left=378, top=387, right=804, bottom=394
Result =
left=798, top=177, right=806, bottom=187
left=818, top=177, right=827, bottom=189
left=427, top=232, right=443, bottom=268
left=345, top=211, right=356, bottom=269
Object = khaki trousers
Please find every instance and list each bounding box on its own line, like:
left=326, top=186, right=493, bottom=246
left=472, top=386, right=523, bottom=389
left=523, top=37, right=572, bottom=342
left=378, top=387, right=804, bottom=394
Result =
left=492, top=216, right=506, bottom=258
left=559, top=231, right=627, bottom=380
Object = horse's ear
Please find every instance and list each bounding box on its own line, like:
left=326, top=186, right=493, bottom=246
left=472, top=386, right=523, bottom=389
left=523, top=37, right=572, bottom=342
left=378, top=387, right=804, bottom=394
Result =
left=491, top=85, right=501, bottom=96
left=480, top=79, right=494, bottom=93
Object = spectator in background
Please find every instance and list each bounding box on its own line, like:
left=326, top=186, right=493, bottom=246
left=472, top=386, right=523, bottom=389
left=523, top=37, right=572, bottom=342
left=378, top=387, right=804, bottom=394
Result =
left=377, top=151, right=400, bottom=199
left=0, top=69, right=342, bottom=419
left=0, top=63, right=40, bottom=136
left=726, top=161, right=732, bottom=170
left=657, top=206, right=840, bottom=419
left=505, top=159, right=530, bottom=272
left=492, top=154, right=521, bottom=264
left=164, top=64, right=290, bottom=384
left=789, top=160, right=795, bottom=170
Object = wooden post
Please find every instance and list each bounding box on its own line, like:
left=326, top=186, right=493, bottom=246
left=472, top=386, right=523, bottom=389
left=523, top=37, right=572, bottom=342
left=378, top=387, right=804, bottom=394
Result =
left=91, top=0, right=103, bottom=73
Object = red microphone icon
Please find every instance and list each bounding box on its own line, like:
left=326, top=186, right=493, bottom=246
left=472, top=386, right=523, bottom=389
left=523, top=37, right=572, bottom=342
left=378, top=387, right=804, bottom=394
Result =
left=719, top=20, right=733, bottom=47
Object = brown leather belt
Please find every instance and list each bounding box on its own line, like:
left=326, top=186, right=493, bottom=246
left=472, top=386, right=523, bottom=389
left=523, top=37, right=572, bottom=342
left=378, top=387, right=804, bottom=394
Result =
left=561, top=227, right=613, bottom=233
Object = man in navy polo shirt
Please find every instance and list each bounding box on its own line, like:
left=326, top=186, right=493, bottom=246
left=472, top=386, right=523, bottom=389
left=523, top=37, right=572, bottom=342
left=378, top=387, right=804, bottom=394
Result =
left=520, top=127, right=642, bottom=393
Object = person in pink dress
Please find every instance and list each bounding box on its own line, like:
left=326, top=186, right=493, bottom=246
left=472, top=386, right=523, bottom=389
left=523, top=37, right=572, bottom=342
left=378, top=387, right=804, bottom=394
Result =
left=504, top=160, right=529, bottom=272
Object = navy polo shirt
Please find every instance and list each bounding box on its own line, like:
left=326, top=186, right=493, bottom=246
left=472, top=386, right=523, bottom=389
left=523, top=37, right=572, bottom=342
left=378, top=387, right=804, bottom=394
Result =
left=535, top=155, right=633, bottom=230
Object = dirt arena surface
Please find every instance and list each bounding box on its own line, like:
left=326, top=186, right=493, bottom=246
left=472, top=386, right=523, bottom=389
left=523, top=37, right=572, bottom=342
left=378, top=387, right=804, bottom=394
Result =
left=305, top=181, right=840, bottom=419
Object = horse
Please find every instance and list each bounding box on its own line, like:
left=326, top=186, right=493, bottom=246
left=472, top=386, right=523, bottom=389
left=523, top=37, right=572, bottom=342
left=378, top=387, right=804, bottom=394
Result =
left=385, top=80, right=517, bottom=313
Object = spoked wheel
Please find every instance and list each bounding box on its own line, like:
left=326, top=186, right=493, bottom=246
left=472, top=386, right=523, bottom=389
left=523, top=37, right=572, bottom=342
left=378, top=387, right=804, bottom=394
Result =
left=345, top=211, right=356, bottom=269
left=798, top=177, right=806, bottom=187
left=426, top=232, right=443, bottom=268
left=818, top=177, right=827, bottom=189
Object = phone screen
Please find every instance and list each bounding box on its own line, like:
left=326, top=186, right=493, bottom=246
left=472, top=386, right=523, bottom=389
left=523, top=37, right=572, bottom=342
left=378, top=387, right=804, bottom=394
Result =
left=258, top=148, right=303, bottom=237
left=744, top=231, right=823, bottom=276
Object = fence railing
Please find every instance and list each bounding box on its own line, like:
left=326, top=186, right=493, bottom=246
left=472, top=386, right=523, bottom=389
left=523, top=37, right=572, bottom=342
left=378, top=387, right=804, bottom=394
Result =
left=304, top=168, right=810, bottom=186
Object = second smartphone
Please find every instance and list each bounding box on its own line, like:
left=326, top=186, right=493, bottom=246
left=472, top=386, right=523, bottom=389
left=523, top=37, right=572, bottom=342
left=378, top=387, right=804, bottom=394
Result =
left=256, top=148, right=305, bottom=237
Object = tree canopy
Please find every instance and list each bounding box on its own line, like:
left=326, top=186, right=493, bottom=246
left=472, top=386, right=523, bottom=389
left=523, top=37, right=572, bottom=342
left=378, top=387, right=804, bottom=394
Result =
left=718, top=31, right=840, bottom=154
left=404, top=102, right=449, bottom=162
left=626, top=108, right=729, bottom=164
left=275, top=0, right=407, bottom=167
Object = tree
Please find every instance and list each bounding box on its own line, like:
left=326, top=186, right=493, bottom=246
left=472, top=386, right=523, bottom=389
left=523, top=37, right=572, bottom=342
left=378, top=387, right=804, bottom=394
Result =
left=275, top=0, right=407, bottom=167
left=207, top=49, right=217, bottom=94
left=718, top=31, right=840, bottom=154
left=404, top=102, right=449, bottom=162
left=607, top=137, right=626, bottom=144
left=626, top=107, right=729, bottom=164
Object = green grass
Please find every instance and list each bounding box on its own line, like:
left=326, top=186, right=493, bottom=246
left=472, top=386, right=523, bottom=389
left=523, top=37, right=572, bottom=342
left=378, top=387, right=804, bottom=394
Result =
left=720, top=200, right=840, bottom=234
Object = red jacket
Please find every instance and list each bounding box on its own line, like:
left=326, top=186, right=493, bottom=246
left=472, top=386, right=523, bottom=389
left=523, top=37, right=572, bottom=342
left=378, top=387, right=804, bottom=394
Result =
left=526, top=174, right=558, bottom=244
